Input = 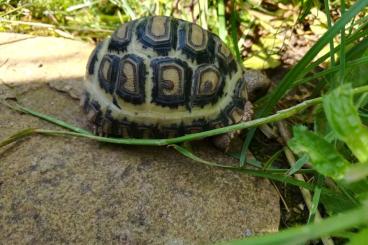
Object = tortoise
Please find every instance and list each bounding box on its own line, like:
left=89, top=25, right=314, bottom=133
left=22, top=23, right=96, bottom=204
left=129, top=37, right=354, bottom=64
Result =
left=81, top=16, right=270, bottom=150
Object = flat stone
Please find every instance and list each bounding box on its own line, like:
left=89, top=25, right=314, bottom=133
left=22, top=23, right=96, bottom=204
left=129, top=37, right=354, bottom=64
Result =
left=0, top=33, right=93, bottom=84
left=0, top=33, right=279, bottom=244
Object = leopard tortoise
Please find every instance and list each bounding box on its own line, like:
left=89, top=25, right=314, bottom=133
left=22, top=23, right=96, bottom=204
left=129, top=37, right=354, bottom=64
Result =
left=81, top=16, right=270, bottom=150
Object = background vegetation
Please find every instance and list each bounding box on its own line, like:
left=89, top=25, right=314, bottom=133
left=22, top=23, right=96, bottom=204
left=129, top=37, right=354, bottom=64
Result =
left=1, top=0, right=368, bottom=244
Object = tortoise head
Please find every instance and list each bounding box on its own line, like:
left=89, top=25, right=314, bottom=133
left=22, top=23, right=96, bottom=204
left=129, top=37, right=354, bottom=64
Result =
left=242, top=69, right=271, bottom=102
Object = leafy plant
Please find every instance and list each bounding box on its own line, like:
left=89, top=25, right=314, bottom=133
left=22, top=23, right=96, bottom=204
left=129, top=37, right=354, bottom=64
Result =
left=1, top=0, right=368, bottom=244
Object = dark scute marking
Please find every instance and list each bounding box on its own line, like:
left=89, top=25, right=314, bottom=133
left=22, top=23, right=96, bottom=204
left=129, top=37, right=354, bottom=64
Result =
left=184, top=125, right=202, bottom=135
left=191, top=64, right=224, bottom=107
left=136, top=17, right=178, bottom=56
left=96, top=109, right=120, bottom=137
left=151, top=57, right=192, bottom=108
left=234, top=78, right=248, bottom=100
left=209, top=114, right=228, bottom=129
left=218, top=57, right=238, bottom=78
left=223, top=98, right=245, bottom=124
left=83, top=86, right=230, bottom=139
left=214, top=35, right=238, bottom=76
left=161, top=123, right=186, bottom=138
left=90, top=100, right=102, bottom=118
left=161, top=80, right=175, bottom=90
left=205, top=34, right=216, bottom=63
left=184, top=118, right=209, bottom=134
left=130, top=123, right=153, bottom=138
left=203, top=80, right=213, bottom=94
left=116, top=118, right=155, bottom=139
left=112, top=97, right=121, bottom=109
left=116, top=54, right=146, bottom=104
left=87, top=42, right=103, bottom=75
left=108, top=21, right=135, bottom=53
left=81, top=91, right=91, bottom=112
left=82, top=101, right=238, bottom=139
left=82, top=98, right=103, bottom=132
left=82, top=93, right=184, bottom=139
left=177, top=21, right=215, bottom=64
left=98, top=54, right=120, bottom=93
left=82, top=91, right=228, bottom=139
left=101, top=110, right=128, bottom=137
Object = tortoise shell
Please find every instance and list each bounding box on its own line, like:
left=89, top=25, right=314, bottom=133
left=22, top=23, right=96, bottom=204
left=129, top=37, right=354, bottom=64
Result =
left=82, top=16, right=253, bottom=138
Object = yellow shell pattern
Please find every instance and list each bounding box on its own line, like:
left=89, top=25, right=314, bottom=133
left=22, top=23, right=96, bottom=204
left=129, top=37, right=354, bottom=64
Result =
left=82, top=16, right=249, bottom=138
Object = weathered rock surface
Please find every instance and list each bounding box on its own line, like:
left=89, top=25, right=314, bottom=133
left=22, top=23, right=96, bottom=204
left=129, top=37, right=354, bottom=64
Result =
left=0, top=33, right=279, bottom=244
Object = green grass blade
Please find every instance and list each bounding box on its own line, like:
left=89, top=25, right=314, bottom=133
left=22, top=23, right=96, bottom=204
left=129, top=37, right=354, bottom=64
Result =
left=287, top=154, right=310, bottom=176
left=110, top=0, right=136, bottom=19
left=171, top=145, right=322, bottom=191
left=335, top=181, right=361, bottom=207
left=198, top=0, right=208, bottom=29
left=307, top=174, right=323, bottom=224
left=217, top=0, right=227, bottom=42
left=339, top=0, right=347, bottom=85
left=0, top=3, right=32, bottom=17
left=258, top=0, right=368, bottom=117
left=346, top=37, right=368, bottom=60
left=223, top=204, right=368, bottom=245
left=320, top=188, right=359, bottom=215
left=227, top=152, right=263, bottom=168
left=298, top=0, right=314, bottom=22
left=324, top=0, right=336, bottom=66
left=301, top=28, right=368, bottom=85
left=171, top=144, right=235, bottom=168
left=0, top=128, right=37, bottom=148
left=294, top=56, right=368, bottom=85
left=0, top=101, right=92, bottom=135
left=241, top=0, right=368, bottom=166
left=0, top=129, right=332, bottom=192
left=230, top=6, right=241, bottom=62
left=2, top=85, right=368, bottom=148
left=263, top=149, right=283, bottom=170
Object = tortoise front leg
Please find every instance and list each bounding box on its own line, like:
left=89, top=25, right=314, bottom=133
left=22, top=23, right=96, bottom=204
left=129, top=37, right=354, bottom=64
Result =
left=212, top=101, right=254, bottom=152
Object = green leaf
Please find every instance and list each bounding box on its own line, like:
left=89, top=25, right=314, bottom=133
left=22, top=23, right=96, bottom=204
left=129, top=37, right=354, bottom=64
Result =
left=288, top=126, right=350, bottom=179
left=323, top=84, right=368, bottom=163
left=348, top=227, right=368, bottom=245
left=320, top=190, right=358, bottom=215
left=287, top=154, right=310, bottom=176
